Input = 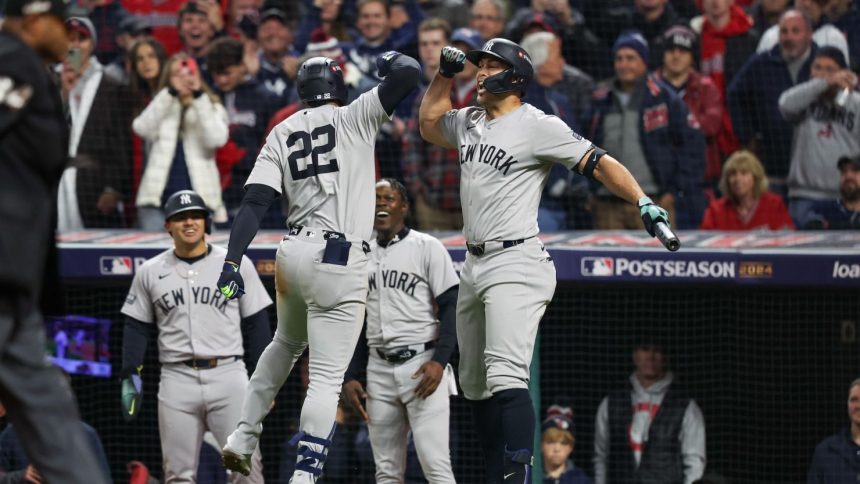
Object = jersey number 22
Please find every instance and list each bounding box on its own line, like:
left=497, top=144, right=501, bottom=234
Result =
left=286, top=124, right=339, bottom=180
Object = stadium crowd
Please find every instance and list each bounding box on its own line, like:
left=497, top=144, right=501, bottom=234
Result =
left=30, top=0, right=860, bottom=234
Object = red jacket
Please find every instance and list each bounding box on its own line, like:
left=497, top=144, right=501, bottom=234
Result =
left=700, top=191, right=795, bottom=230
left=654, top=69, right=724, bottom=181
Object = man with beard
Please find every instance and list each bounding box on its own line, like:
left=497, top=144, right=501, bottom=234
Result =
left=779, top=47, right=859, bottom=227
left=804, top=156, right=860, bottom=229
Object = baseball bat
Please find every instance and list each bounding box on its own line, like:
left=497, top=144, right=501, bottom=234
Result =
left=655, top=221, right=680, bottom=252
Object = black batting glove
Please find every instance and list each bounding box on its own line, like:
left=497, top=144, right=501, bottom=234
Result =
left=638, top=196, right=671, bottom=237
left=217, top=261, right=245, bottom=299
left=376, top=50, right=402, bottom=78
left=439, top=46, right=466, bottom=78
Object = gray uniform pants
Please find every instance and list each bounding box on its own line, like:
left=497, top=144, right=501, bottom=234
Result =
left=0, top=297, right=109, bottom=483
left=158, top=360, right=263, bottom=483
left=456, top=238, right=556, bottom=401
left=227, top=232, right=368, bottom=458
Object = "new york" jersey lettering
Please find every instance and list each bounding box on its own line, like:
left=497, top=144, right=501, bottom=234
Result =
left=368, top=270, right=421, bottom=297
left=459, top=143, right=518, bottom=175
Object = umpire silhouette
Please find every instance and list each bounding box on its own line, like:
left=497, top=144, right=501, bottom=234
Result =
left=0, top=0, right=110, bottom=481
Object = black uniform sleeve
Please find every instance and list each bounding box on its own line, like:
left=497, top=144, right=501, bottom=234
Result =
left=241, top=309, right=272, bottom=370
left=377, top=55, right=421, bottom=116
left=431, top=285, right=459, bottom=367
left=225, top=184, right=280, bottom=264
left=121, top=316, right=156, bottom=376
left=344, top=320, right=369, bottom=383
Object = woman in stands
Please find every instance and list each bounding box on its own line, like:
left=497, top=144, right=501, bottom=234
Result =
left=132, top=52, right=229, bottom=230
left=700, top=150, right=795, bottom=230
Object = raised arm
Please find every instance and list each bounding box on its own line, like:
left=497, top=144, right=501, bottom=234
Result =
left=418, top=46, right=465, bottom=148
left=376, top=51, right=422, bottom=116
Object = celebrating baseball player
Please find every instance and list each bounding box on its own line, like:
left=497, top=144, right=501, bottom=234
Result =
left=120, top=190, right=272, bottom=483
left=215, top=52, right=421, bottom=482
left=418, top=39, right=672, bottom=483
left=342, top=178, right=460, bottom=483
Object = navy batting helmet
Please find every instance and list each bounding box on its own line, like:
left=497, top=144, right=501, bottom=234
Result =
left=297, top=57, right=348, bottom=105
left=466, top=38, right=534, bottom=95
left=163, top=190, right=212, bottom=234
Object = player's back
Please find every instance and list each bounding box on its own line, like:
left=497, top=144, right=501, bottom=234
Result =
left=249, top=87, right=389, bottom=241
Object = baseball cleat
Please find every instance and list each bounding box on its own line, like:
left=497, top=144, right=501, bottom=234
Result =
left=221, top=446, right=252, bottom=476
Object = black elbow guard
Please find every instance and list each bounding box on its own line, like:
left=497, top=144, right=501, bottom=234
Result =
left=581, top=146, right=607, bottom=180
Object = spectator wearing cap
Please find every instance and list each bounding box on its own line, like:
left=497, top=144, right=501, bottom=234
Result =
left=57, top=16, right=133, bottom=230
left=750, top=0, right=791, bottom=31
left=541, top=406, right=593, bottom=484
left=779, top=46, right=860, bottom=227
left=469, top=0, right=507, bottom=42
left=103, top=16, right=153, bottom=84
left=505, top=2, right=613, bottom=81
left=521, top=30, right=595, bottom=229
left=401, top=22, right=480, bottom=230
left=826, top=0, right=860, bottom=74
left=728, top=9, right=819, bottom=192
left=303, top=28, right=376, bottom=103
left=80, top=0, right=134, bottom=65
left=654, top=25, right=725, bottom=191
left=587, top=32, right=706, bottom=230
left=756, top=0, right=850, bottom=62
left=254, top=8, right=300, bottom=105
left=205, top=37, right=281, bottom=223
left=804, top=156, right=860, bottom=229
left=594, top=340, right=706, bottom=484
left=699, top=150, right=794, bottom=230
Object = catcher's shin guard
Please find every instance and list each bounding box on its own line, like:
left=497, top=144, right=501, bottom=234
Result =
left=288, top=427, right=335, bottom=483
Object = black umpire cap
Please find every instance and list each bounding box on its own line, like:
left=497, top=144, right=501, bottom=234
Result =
left=4, top=0, right=68, bottom=19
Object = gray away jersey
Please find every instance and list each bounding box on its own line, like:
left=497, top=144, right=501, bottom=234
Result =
left=439, top=103, right=593, bottom=242
left=246, top=87, right=390, bottom=241
left=366, top=230, right=459, bottom=350
left=121, top=245, right=272, bottom=363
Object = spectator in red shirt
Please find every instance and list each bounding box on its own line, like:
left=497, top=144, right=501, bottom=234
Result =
left=700, top=150, right=794, bottom=230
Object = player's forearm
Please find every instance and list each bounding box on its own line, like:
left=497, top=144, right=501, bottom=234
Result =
left=225, top=184, right=278, bottom=264
left=418, top=74, right=453, bottom=135
left=241, top=309, right=272, bottom=370
left=377, top=54, right=421, bottom=115
left=431, top=285, right=458, bottom=367
left=592, top=154, right=646, bottom=204
left=121, top=317, right=152, bottom=376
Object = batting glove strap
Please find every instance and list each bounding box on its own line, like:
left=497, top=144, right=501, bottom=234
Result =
left=376, top=50, right=401, bottom=78
left=638, top=196, right=670, bottom=237
left=439, top=46, right=466, bottom=78
left=217, top=262, right=245, bottom=299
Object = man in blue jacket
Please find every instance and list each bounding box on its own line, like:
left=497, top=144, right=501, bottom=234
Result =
left=808, top=378, right=860, bottom=483
left=587, top=32, right=706, bottom=229
left=727, top=9, right=817, bottom=193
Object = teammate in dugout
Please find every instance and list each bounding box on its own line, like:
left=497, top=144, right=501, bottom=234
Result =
left=120, top=190, right=272, bottom=483
left=215, top=52, right=421, bottom=482
left=418, top=39, right=672, bottom=483
left=342, top=179, right=460, bottom=483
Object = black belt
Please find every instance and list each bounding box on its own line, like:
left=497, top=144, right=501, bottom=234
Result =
left=375, top=341, right=435, bottom=363
left=288, top=225, right=371, bottom=254
left=466, top=237, right=531, bottom=256
left=182, top=356, right=240, bottom=370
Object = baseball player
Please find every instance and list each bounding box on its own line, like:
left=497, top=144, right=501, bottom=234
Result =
left=215, top=52, right=421, bottom=482
left=418, top=39, right=672, bottom=483
left=120, top=190, right=272, bottom=483
left=342, top=179, right=459, bottom=483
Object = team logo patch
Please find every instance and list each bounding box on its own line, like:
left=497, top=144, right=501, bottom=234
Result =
left=125, top=293, right=137, bottom=305
left=100, top=256, right=134, bottom=275
left=643, top=104, right=669, bottom=132
left=581, top=257, right=614, bottom=276
left=180, top=193, right=192, bottom=205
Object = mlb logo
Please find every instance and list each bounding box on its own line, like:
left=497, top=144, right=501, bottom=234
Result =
left=100, top=256, right=134, bottom=275
left=581, top=257, right=614, bottom=276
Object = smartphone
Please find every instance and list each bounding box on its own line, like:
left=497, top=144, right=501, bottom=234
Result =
left=180, top=58, right=198, bottom=76
left=67, top=47, right=83, bottom=74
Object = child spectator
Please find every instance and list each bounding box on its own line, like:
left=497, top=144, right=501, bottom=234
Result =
left=541, top=405, right=593, bottom=484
